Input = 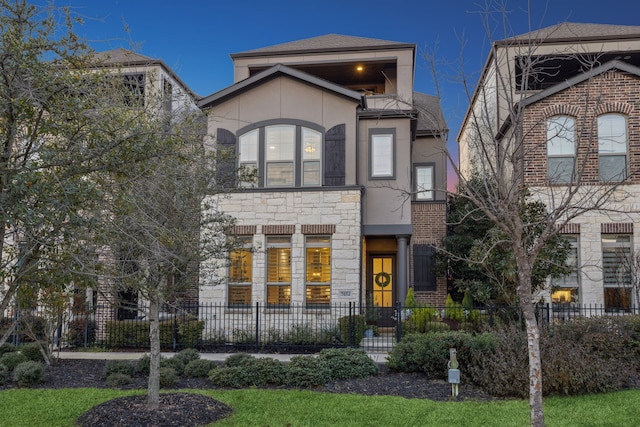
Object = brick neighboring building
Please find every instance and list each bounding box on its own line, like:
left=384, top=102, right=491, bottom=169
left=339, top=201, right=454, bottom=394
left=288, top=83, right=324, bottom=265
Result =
left=458, top=23, right=640, bottom=311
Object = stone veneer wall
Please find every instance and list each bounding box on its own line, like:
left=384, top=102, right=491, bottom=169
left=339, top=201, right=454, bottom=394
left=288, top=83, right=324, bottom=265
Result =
left=200, top=189, right=362, bottom=306
left=411, top=202, right=447, bottom=305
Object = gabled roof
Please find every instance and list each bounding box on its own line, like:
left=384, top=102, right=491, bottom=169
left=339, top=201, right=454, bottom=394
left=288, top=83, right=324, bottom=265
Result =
left=231, top=34, right=414, bottom=58
left=198, top=63, right=363, bottom=109
left=91, top=48, right=199, bottom=99
left=523, top=59, right=640, bottom=107
left=500, top=22, right=640, bottom=44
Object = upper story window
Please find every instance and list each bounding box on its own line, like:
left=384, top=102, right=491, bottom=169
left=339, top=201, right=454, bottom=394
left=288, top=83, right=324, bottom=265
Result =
left=547, top=116, right=575, bottom=183
left=123, top=73, right=145, bottom=107
left=237, top=121, right=324, bottom=188
left=598, top=114, right=628, bottom=182
left=370, top=129, right=395, bottom=179
left=239, top=130, right=258, bottom=188
left=414, top=164, right=434, bottom=201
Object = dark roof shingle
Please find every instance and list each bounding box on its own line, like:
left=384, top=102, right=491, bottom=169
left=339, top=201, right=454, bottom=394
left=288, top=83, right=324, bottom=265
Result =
left=232, top=34, right=414, bottom=58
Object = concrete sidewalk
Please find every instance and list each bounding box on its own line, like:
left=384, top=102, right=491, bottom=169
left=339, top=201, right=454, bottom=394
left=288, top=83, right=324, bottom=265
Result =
left=55, top=350, right=389, bottom=364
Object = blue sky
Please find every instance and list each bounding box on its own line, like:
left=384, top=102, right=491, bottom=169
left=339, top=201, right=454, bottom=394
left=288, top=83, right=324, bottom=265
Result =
left=55, top=0, right=639, bottom=184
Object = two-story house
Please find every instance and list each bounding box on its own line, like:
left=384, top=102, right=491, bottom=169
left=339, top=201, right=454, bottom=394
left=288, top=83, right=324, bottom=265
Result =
left=198, top=34, right=448, bottom=327
left=458, top=23, right=640, bottom=312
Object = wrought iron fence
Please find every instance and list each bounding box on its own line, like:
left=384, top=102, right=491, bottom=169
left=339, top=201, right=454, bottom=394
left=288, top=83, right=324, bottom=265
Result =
left=2, top=301, right=639, bottom=353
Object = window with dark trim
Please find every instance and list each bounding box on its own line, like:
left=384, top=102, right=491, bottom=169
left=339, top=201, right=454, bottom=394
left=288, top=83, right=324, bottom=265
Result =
left=369, top=129, right=396, bottom=179
left=414, top=164, right=434, bottom=201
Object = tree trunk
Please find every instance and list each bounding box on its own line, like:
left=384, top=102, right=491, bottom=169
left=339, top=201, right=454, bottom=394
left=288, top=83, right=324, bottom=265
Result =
left=521, top=298, right=545, bottom=427
left=147, top=291, right=161, bottom=410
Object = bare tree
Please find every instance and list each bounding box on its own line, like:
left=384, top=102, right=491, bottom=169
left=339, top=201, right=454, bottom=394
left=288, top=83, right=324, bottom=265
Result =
left=432, top=5, right=638, bottom=426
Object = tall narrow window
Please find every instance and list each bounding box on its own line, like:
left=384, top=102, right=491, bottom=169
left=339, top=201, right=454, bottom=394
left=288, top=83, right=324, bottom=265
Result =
left=122, top=73, right=145, bottom=107
left=370, top=131, right=395, bottom=178
left=238, top=130, right=258, bottom=188
left=547, top=116, right=575, bottom=183
left=551, top=235, right=579, bottom=305
left=305, top=236, right=331, bottom=307
left=265, top=125, right=295, bottom=187
left=266, top=236, right=291, bottom=306
left=598, top=114, right=628, bottom=182
left=228, top=236, right=253, bottom=306
left=602, top=234, right=632, bottom=312
left=415, top=165, right=434, bottom=200
left=302, top=127, right=322, bottom=186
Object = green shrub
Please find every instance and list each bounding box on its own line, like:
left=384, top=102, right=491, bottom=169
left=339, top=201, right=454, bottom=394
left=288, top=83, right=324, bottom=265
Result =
left=105, top=373, right=133, bottom=387
left=13, top=361, right=45, bottom=387
left=284, top=323, right=316, bottom=345
left=184, top=359, right=217, bottom=378
left=251, top=357, right=287, bottom=385
left=444, top=294, right=464, bottom=322
left=0, top=343, right=17, bottom=357
left=159, top=367, right=178, bottom=388
left=284, top=355, right=331, bottom=388
left=403, top=306, right=440, bottom=333
left=0, top=351, right=28, bottom=371
left=466, top=318, right=640, bottom=398
left=178, top=319, right=204, bottom=348
left=161, top=356, right=185, bottom=376
left=338, top=315, right=366, bottom=346
left=0, top=364, right=8, bottom=385
left=137, top=354, right=151, bottom=376
left=103, top=360, right=134, bottom=378
left=173, top=348, right=200, bottom=366
left=105, top=319, right=174, bottom=349
left=317, top=348, right=379, bottom=379
left=224, top=352, right=255, bottom=367
left=209, top=365, right=252, bottom=387
left=387, top=331, right=494, bottom=379
left=18, top=343, right=44, bottom=362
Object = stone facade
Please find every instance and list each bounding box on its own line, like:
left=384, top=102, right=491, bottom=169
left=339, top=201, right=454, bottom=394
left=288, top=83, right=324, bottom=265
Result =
left=200, top=189, right=362, bottom=305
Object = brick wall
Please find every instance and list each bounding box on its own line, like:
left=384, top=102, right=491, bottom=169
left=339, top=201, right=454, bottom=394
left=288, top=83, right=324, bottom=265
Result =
left=411, top=202, right=447, bottom=305
left=522, top=71, right=640, bottom=186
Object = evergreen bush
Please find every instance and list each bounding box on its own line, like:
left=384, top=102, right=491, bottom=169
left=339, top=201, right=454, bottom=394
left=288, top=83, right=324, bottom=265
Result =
left=159, top=366, right=178, bottom=388
left=105, top=373, right=133, bottom=387
left=13, top=361, right=45, bottom=387
left=317, top=348, right=379, bottom=379
left=284, top=355, right=331, bottom=387
left=0, top=351, right=28, bottom=371
left=103, top=360, right=134, bottom=378
left=184, top=359, right=217, bottom=378
left=338, top=315, right=366, bottom=346
left=19, top=343, right=44, bottom=362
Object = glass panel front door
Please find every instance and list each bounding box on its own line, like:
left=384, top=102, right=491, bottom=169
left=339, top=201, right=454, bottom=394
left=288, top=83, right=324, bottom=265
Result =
left=371, top=256, right=395, bottom=327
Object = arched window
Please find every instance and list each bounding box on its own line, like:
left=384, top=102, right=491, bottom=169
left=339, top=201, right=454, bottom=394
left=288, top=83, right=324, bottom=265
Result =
left=547, top=116, right=575, bottom=183
left=598, top=114, right=628, bottom=182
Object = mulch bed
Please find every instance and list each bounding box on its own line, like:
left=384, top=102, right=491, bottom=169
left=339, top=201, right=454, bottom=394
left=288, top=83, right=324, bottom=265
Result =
left=6, top=358, right=495, bottom=426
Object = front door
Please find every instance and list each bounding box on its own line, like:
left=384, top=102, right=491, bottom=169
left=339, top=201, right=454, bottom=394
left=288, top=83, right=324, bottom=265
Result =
left=370, top=255, right=395, bottom=327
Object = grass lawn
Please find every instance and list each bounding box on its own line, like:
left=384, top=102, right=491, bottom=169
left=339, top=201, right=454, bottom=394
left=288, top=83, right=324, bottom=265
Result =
left=1, top=388, right=639, bottom=427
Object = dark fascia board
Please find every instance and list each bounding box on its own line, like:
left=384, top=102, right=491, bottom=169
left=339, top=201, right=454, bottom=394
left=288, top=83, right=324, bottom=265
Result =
left=362, top=224, right=412, bottom=236
left=497, top=59, right=640, bottom=138
left=358, top=109, right=417, bottom=120
left=198, top=63, right=363, bottom=109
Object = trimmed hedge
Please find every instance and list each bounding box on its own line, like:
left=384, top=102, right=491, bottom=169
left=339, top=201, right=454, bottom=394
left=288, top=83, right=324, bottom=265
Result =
left=105, top=318, right=204, bottom=349
left=13, top=361, right=45, bottom=387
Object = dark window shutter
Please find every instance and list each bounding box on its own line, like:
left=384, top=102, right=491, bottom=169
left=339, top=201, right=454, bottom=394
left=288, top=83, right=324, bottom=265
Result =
left=324, top=124, right=345, bottom=186
left=414, top=244, right=436, bottom=291
left=216, top=128, right=236, bottom=188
